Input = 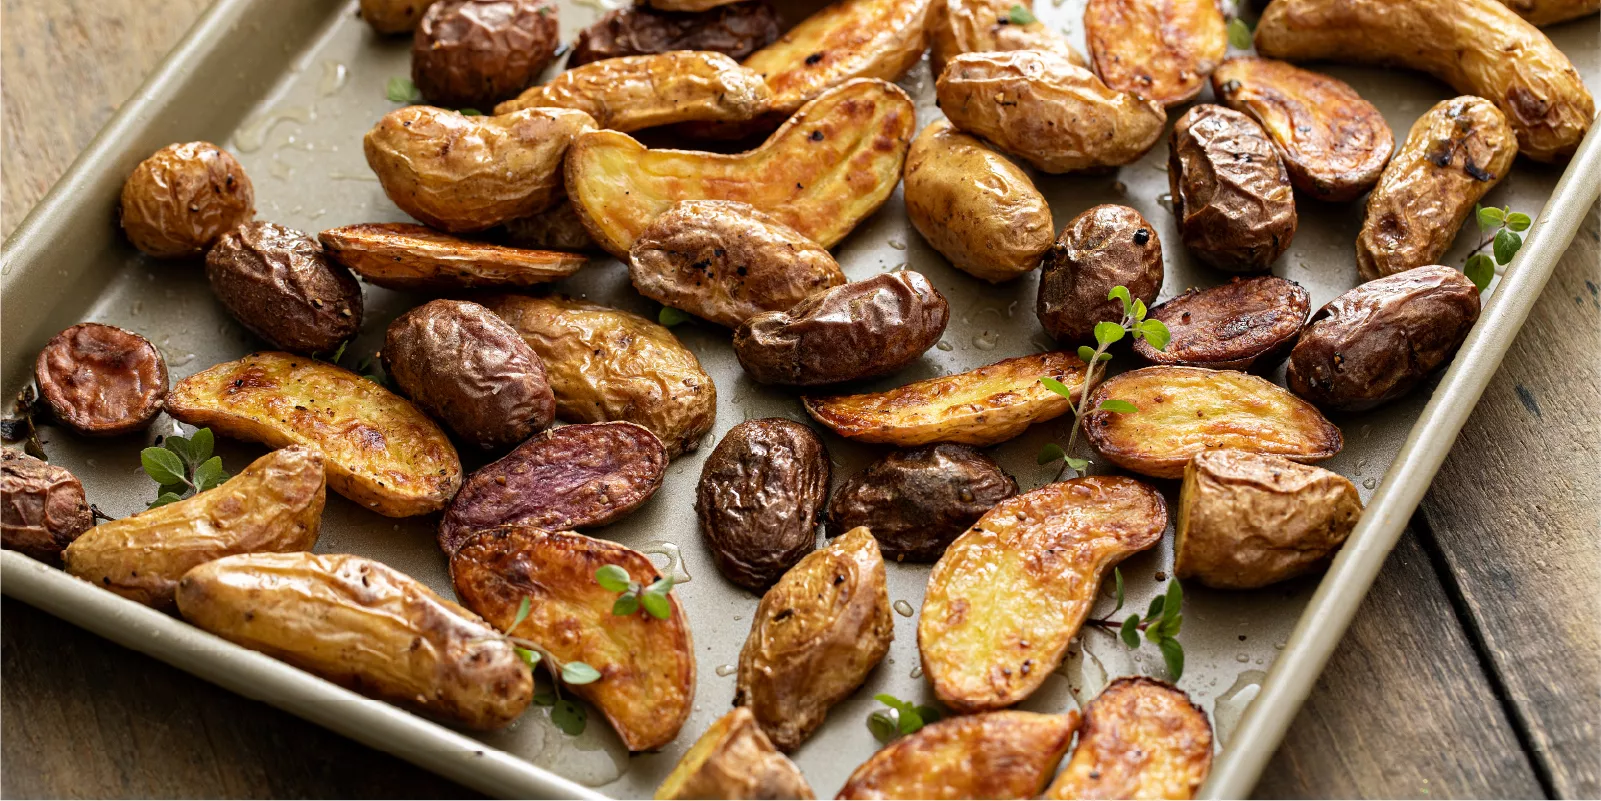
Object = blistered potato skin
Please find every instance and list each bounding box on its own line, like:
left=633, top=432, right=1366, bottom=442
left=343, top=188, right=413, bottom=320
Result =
left=65, top=447, right=325, bottom=611
left=35, top=323, right=168, bottom=437
left=736, top=527, right=892, bottom=751
left=495, top=52, right=771, bottom=132
left=837, top=710, right=1080, bottom=800
left=360, top=0, right=439, bottom=33
left=1037, top=205, right=1163, bottom=344
left=1084, top=366, right=1342, bottom=479
left=206, top=221, right=364, bottom=355
left=177, top=551, right=531, bottom=730
left=1169, top=104, right=1297, bottom=272
left=167, top=352, right=463, bottom=517
left=119, top=142, right=254, bottom=258
left=568, top=2, right=782, bottom=67
left=826, top=443, right=1018, bottom=562
left=919, top=478, right=1166, bottom=712
left=650, top=0, right=746, bottom=10
left=929, top=0, right=1087, bottom=77
left=319, top=223, right=586, bottom=290
left=1355, top=97, right=1517, bottom=282
left=904, top=121, right=1054, bottom=283
left=742, top=0, right=932, bottom=116
left=1132, top=276, right=1311, bottom=370
left=1045, top=677, right=1213, bottom=800
left=1493, top=0, right=1600, bottom=26
left=1254, top=0, right=1594, bottom=162
left=655, top=707, right=816, bottom=801
left=1085, top=0, right=1227, bottom=107
left=696, top=419, right=830, bottom=590
left=411, top=0, right=559, bottom=109
left=2, top=450, right=93, bottom=563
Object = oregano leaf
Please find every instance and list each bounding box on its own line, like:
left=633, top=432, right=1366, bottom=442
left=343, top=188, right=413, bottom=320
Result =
left=1138, top=319, right=1172, bottom=352
left=1493, top=228, right=1521, bottom=265
left=1098, top=399, right=1138, bottom=414
left=612, top=592, right=640, bottom=617
left=1094, top=321, right=1126, bottom=348
left=561, top=661, right=601, bottom=685
left=141, top=448, right=185, bottom=486
left=1107, top=285, right=1133, bottom=316
left=1505, top=212, right=1531, bottom=232
left=1465, top=253, right=1495, bottom=292
left=594, top=564, right=632, bottom=593
left=1159, top=637, right=1185, bottom=680
left=1476, top=204, right=1504, bottom=229
left=641, top=591, right=671, bottom=620
left=1120, top=615, right=1141, bottom=649
left=658, top=307, right=692, bottom=327
left=551, top=700, right=587, bottom=735
left=509, top=596, right=533, bottom=634
left=1078, top=345, right=1097, bottom=363
left=1113, top=567, right=1125, bottom=614
left=1064, top=456, right=1089, bottom=473
left=1007, top=3, right=1036, bottom=24
left=1039, top=376, right=1075, bottom=400
left=1037, top=443, right=1066, bottom=465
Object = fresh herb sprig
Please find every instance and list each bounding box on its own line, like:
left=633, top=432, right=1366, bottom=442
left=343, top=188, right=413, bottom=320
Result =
left=503, top=597, right=601, bottom=735
left=1006, top=4, right=1037, bottom=25
left=658, top=307, right=692, bottom=328
left=596, top=565, right=675, bottom=620
left=867, top=693, right=942, bottom=743
left=1464, top=204, right=1532, bottom=292
left=141, top=428, right=230, bottom=508
left=1083, top=568, right=1187, bottom=679
left=385, top=76, right=423, bottom=104
left=1226, top=16, right=1254, bottom=50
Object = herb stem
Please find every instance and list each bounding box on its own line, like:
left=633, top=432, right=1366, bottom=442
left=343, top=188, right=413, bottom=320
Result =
left=1055, top=309, right=1134, bottom=480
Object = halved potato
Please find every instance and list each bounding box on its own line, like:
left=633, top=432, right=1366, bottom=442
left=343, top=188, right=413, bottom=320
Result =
left=493, top=52, right=772, bottom=132
left=1083, top=366, right=1343, bottom=479
left=450, top=527, right=695, bottom=751
left=656, top=707, right=814, bottom=800
left=1084, top=0, right=1227, bottom=107
left=837, top=710, right=1080, bottom=800
left=743, top=0, right=933, bottom=116
left=918, top=477, right=1167, bottom=712
left=1044, top=677, right=1213, bottom=800
left=317, top=223, right=585, bottom=290
left=929, top=0, right=1087, bottom=77
left=167, top=352, right=462, bottom=517
left=803, top=351, right=1090, bottom=447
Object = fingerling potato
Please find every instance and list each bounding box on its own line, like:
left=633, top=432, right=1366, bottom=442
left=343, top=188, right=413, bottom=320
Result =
left=495, top=52, right=772, bottom=132
left=837, top=710, right=1080, bottom=800
left=1493, top=0, right=1600, bottom=26
left=696, top=419, right=830, bottom=590
left=1, top=450, right=92, bottom=563
left=319, top=223, right=587, bottom=290
left=1132, top=276, right=1311, bottom=370
left=655, top=707, right=815, bottom=800
left=826, top=443, right=1018, bottom=562
left=1170, top=104, right=1297, bottom=272
left=1084, top=0, right=1227, bottom=107
left=206, top=221, right=363, bottom=356
left=1044, top=677, right=1213, bottom=800
left=569, top=2, right=782, bottom=67
left=930, top=0, right=1087, bottom=77
left=1037, top=205, right=1163, bottom=344
left=742, top=0, right=933, bottom=117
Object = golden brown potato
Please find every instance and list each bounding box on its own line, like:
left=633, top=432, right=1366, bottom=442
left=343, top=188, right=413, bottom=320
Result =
left=319, top=223, right=586, bottom=290
left=1, top=450, right=92, bottom=564
left=837, top=710, right=1080, bottom=800
left=919, top=478, right=1166, bottom=712
left=565, top=78, right=914, bottom=258
left=1169, top=104, right=1297, bottom=272
left=736, top=526, right=892, bottom=751
left=1254, top=0, right=1594, bottom=162
left=1044, top=677, right=1213, bottom=800
left=929, top=0, right=1088, bottom=77
left=742, top=0, right=932, bottom=116
left=483, top=295, right=717, bottom=457
left=364, top=106, right=595, bottom=233
left=1084, top=0, right=1227, bottom=107
left=1493, top=0, right=1600, bottom=26
left=655, top=707, right=816, bottom=801
left=119, top=142, right=254, bottom=258
left=935, top=51, right=1167, bottom=174
left=451, top=527, right=695, bottom=751
left=903, top=120, right=1054, bottom=283
left=803, top=351, right=1091, bottom=447
left=1083, top=366, right=1343, bottom=479
left=1037, top=205, right=1163, bottom=344
left=166, top=352, right=463, bottom=517
left=360, top=0, right=439, bottom=34
left=1355, top=97, right=1517, bottom=282
left=176, top=551, right=531, bottom=730
left=494, top=52, right=772, bottom=132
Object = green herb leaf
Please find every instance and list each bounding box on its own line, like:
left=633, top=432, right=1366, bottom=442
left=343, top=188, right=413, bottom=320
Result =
left=509, top=596, right=533, bottom=634
left=515, top=648, right=542, bottom=670
left=1163, top=579, right=1184, bottom=623
left=459, top=108, right=484, bottom=116
left=1120, top=614, right=1141, bottom=649
left=1156, top=613, right=1183, bottom=639
left=147, top=492, right=185, bottom=509
left=551, top=699, right=587, bottom=735
left=1078, top=345, right=1098, bottom=363
left=157, top=482, right=188, bottom=499
left=1227, top=17, right=1253, bottom=50
left=1131, top=298, right=1147, bottom=322
left=164, top=435, right=199, bottom=470
left=193, top=456, right=229, bottom=492
left=1064, top=456, right=1089, bottom=473
left=1107, top=286, right=1133, bottom=316
left=1138, top=319, right=1172, bottom=352
left=561, top=661, right=601, bottom=685
left=1145, top=595, right=1166, bottom=623
left=646, top=576, right=674, bottom=596
left=1464, top=253, right=1495, bottom=292
left=1505, top=212, right=1532, bottom=232
left=641, top=591, right=672, bottom=621
left=1112, top=567, right=1125, bottom=614
left=386, top=76, right=421, bottom=103
left=595, top=564, right=633, bottom=593
left=141, top=447, right=186, bottom=486
left=1039, top=376, right=1075, bottom=400
left=915, top=705, right=942, bottom=728
left=1037, top=443, right=1066, bottom=465
left=1476, top=204, right=1504, bottom=229
left=874, top=693, right=910, bottom=713
left=1097, top=352, right=1114, bottom=362
left=190, top=428, right=215, bottom=462
left=1098, top=399, right=1138, bottom=414
left=868, top=709, right=900, bottom=743
left=612, top=592, right=640, bottom=617
left=532, top=690, right=556, bottom=706
left=1094, top=321, right=1126, bottom=348
left=896, top=706, right=924, bottom=734
left=1007, top=3, right=1037, bottom=25
left=1159, top=637, right=1185, bottom=680
left=658, top=307, right=692, bottom=327
left=1493, top=228, right=1522, bottom=265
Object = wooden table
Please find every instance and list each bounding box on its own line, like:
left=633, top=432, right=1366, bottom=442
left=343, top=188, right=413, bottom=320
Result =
left=3, top=2, right=1597, bottom=798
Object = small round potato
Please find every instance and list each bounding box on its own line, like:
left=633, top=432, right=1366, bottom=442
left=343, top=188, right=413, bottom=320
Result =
left=696, top=419, right=830, bottom=590
left=1133, top=276, right=1311, bottom=370
left=826, top=443, right=1018, bottom=562
left=360, top=0, right=440, bottom=33
left=568, top=1, right=782, bottom=67
left=120, top=142, right=254, bottom=258
left=35, top=323, right=167, bottom=437
left=411, top=0, right=560, bottom=109
left=1037, top=205, right=1163, bottom=344
left=1, top=450, right=92, bottom=563
left=206, top=221, right=364, bottom=355
left=1169, top=104, right=1297, bottom=272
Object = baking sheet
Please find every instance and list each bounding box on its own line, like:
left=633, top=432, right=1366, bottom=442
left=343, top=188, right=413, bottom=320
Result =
left=2, top=0, right=1597, bottom=797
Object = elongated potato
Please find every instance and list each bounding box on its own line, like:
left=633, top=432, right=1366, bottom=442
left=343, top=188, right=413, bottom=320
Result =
left=919, top=478, right=1166, bottom=712
left=1084, top=0, right=1227, bottom=107
left=318, top=223, right=586, bottom=290
left=929, top=0, right=1087, bottom=77
left=1132, top=276, right=1311, bottom=370
left=1494, top=0, right=1600, bottom=26
left=1044, top=677, right=1213, bottom=800
left=655, top=707, right=815, bottom=800
left=494, top=52, right=772, bottom=132
left=566, top=79, right=915, bottom=257
left=837, top=710, right=1080, bottom=800
left=168, top=353, right=462, bottom=516
left=1169, top=104, right=1297, bottom=272
left=1254, top=0, right=1594, bottom=162
left=176, top=552, right=531, bottom=730
left=742, top=0, right=932, bottom=116
left=451, top=527, right=695, bottom=751
left=803, top=351, right=1090, bottom=447
left=1083, top=366, right=1342, bottom=479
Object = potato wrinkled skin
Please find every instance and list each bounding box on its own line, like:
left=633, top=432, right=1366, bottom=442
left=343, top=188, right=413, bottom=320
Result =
left=630, top=200, right=846, bottom=329
left=411, top=0, right=559, bottom=109
left=935, top=51, right=1167, bottom=174
left=826, top=444, right=1018, bottom=562
left=65, top=447, right=325, bottom=611
left=178, top=551, right=531, bottom=730
left=495, top=52, right=771, bottom=132
left=742, top=0, right=933, bottom=116
left=735, top=272, right=949, bottom=386
left=1, top=450, right=92, bottom=563
left=903, top=121, right=1053, bottom=283
left=736, top=527, right=892, bottom=751
left=364, top=106, right=595, bottom=233
left=1254, top=0, right=1594, bottom=162
left=1355, top=97, right=1516, bottom=282
left=1288, top=265, right=1481, bottom=411
left=319, top=222, right=586, bottom=290
left=696, top=419, right=830, bottom=590
left=1045, top=677, right=1213, bottom=800
left=655, top=706, right=816, bottom=801
left=1132, top=276, right=1311, bottom=370
left=1085, top=0, right=1228, bottom=107
left=383, top=300, right=555, bottom=452
left=360, top=0, right=440, bottom=33
left=498, top=202, right=599, bottom=252
left=119, top=142, right=254, bottom=258
left=930, top=0, right=1087, bottom=78
left=1169, top=104, right=1297, bottom=272
left=568, top=1, right=782, bottom=67
left=1037, top=205, right=1163, bottom=344
left=35, top=323, right=167, bottom=437
left=1175, top=450, right=1361, bottom=589
left=206, top=221, right=364, bottom=355
left=837, top=710, right=1080, bottom=800
left=1492, top=0, right=1600, bottom=26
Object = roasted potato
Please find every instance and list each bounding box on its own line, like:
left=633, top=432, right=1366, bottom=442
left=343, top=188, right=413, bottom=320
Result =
left=650, top=0, right=745, bottom=10
left=319, top=223, right=586, bottom=290
left=495, top=52, right=772, bottom=133
left=483, top=294, right=717, bottom=457
left=1, top=450, right=92, bottom=563
left=565, top=78, right=914, bottom=257
left=1045, top=677, right=1213, bottom=800
left=629, top=200, right=846, bottom=329
left=1037, top=205, right=1164, bottom=344
left=167, top=352, right=462, bottom=517
left=903, top=120, right=1054, bottom=283
left=1084, top=0, right=1227, bottom=107
left=119, top=142, right=254, bottom=258
left=411, top=0, right=559, bottom=109
left=1132, top=276, right=1311, bottom=370
left=826, top=444, right=1018, bottom=562
left=734, top=272, right=949, bottom=386
left=568, top=1, right=782, bottom=67
left=1211, top=57, right=1394, bottom=202
left=65, top=447, right=325, bottom=611
left=929, top=0, right=1087, bottom=78
left=836, top=710, right=1080, bottom=800
left=1254, top=0, right=1595, bottom=162
left=206, top=221, right=364, bottom=355
left=741, top=0, right=932, bottom=117
left=1083, top=366, right=1343, bottom=479
left=1169, top=104, right=1297, bottom=272
left=1288, top=265, right=1481, bottom=411
left=655, top=706, right=816, bottom=800
left=803, top=351, right=1090, bottom=447
left=177, top=551, right=531, bottom=730
left=34, top=323, right=167, bottom=437
left=1493, top=0, right=1601, bottom=26
left=696, top=419, right=830, bottom=590
left=364, top=106, right=595, bottom=234
left=360, top=0, right=439, bottom=33
left=1175, top=449, right=1361, bottom=589
left=451, top=527, right=696, bottom=751
left=1355, top=96, right=1517, bottom=282
left=919, top=477, right=1166, bottom=712
left=498, top=202, right=598, bottom=252
left=736, top=526, right=892, bottom=751
left=935, top=51, right=1167, bottom=174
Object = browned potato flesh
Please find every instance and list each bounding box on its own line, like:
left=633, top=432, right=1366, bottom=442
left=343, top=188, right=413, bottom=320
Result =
left=206, top=221, right=364, bottom=355
left=655, top=706, right=815, bottom=800
left=837, top=710, right=1080, bottom=800
left=930, top=0, right=1087, bottom=77
left=696, top=419, right=830, bottom=590
left=1169, top=104, right=1297, bottom=272
left=1045, top=677, right=1213, bottom=800
left=1038, top=204, right=1163, bottom=344
left=1085, top=0, right=1227, bottom=107
left=826, top=443, right=1018, bottom=562
left=1132, top=276, right=1311, bottom=370
left=1493, top=0, right=1600, bottom=26
left=742, top=0, right=932, bottom=116
left=411, top=0, right=559, bottom=109
left=1, top=450, right=92, bottom=563
left=499, top=201, right=597, bottom=252
left=119, top=142, right=254, bottom=258
left=35, top=323, right=167, bottom=437
left=319, top=223, right=586, bottom=290
left=360, top=0, right=439, bottom=34
left=495, top=52, right=772, bottom=132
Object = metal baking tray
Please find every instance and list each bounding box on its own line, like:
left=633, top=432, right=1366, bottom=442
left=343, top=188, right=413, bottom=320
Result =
left=3, top=0, right=1597, bottom=797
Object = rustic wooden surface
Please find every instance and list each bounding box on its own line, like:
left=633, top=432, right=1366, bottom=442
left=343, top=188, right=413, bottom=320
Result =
left=2, top=1, right=1596, bottom=799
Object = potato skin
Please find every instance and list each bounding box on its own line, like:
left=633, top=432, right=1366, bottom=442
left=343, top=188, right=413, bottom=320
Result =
left=34, top=323, right=167, bottom=437
left=654, top=706, right=815, bottom=801
left=742, top=0, right=932, bottom=116
left=629, top=200, right=846, bottom=329
left=568, top=1, right=782, bottom=67
left=177, top=551, right=531, bottom=730
left=1132, top=276, right=1311, bottom=370
left=206, top=221, right=364, bottom=355
left=696, top=419, right=830, bottom=590
left=360, top=0, right=440, bottom=33
left=735, top=272, right=949, bottom=387
left=1175, top=449, right=1361, bottom=589
left=904, top=121, right=1054, bottom=283
left=411, top=0, right=559, bottom=109
left=495, top=52, right=771, bottom=132
left=498, top=202, right=598, bottom=252
left=1493, top=0, right=1600, bottom=26
left=837, top=710, right=1080, bottom=800
left=827, top=444, right=1018, bottom=562
left=1085, top=0, right=1228, bottom=107
left=65, top=447, right=325, bottom=611
left=1045, top=677, right=1213, bottom=800
left=736, top=526, right=892, bottom=751
left=1, top=450, right=92, bottom=563
left=1169, top=104, right=1297, bottom=272
left=1288, top=265, right=1481, bottom=411
left=929, top=0, right=1087, bottom=78
left=119, top=142, right=254, bottom=258
left=1037, top=205, right=1163, bottom=344
left=319, top=223, right=585, bottom=290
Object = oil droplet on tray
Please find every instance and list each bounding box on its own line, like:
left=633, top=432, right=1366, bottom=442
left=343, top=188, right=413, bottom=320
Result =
left=641, top=542, right=691, bottom=584
left=893, top=600, right=915, bottom=617
left=972, top=330, right=1000, bottom=351
left=233, top=106, right=313, bottom=153
left=318, top=60, right=349, bottom=97
left=1363, top=478, right=1378, bottom=490
left=1212, top=669, right=1267, bottom=747
left=887, top=239, right=906, bottom=251
left=715, top=664, right=737, bottom=677
left=910, top=665, right=923, bottom=679
left=936, top=340, right=953, bottom=352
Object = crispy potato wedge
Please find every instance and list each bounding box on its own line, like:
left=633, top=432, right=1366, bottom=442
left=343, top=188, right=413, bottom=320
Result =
left=1493, top=0, right=1600, bottom=25
left=1045, top=677, right=1213, bottom=800
left=318, top=223, right=585, bottom=290
left=494, top=52, right=772, bottom=132
left=655, top=706, right=816, bottom=800
left=167, top=352, right=463, bottom=517
left=919, top=478, right=1166, bottom=712
left=1132, top=276, right=1311, bottom=371
left=1083, top=366, right=1343, bottom=479
left=742, top=0, right=932, bottom=116
left=803, top=351, right=1090, bottom=447
left=929, top=0, right=1087, bottom=77
left=837, top=710, right=1081, bottom=800
left=451, top=527, right=695, bottom=751
left=1085, top=0, right=1227, bottom=107
left=566, top=78, right=915, bottom=258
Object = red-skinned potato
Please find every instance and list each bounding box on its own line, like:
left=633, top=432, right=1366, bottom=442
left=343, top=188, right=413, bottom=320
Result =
left=34, top=323, right=167, bottom=438
left=1132, top=276, right=1311, bottom=370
